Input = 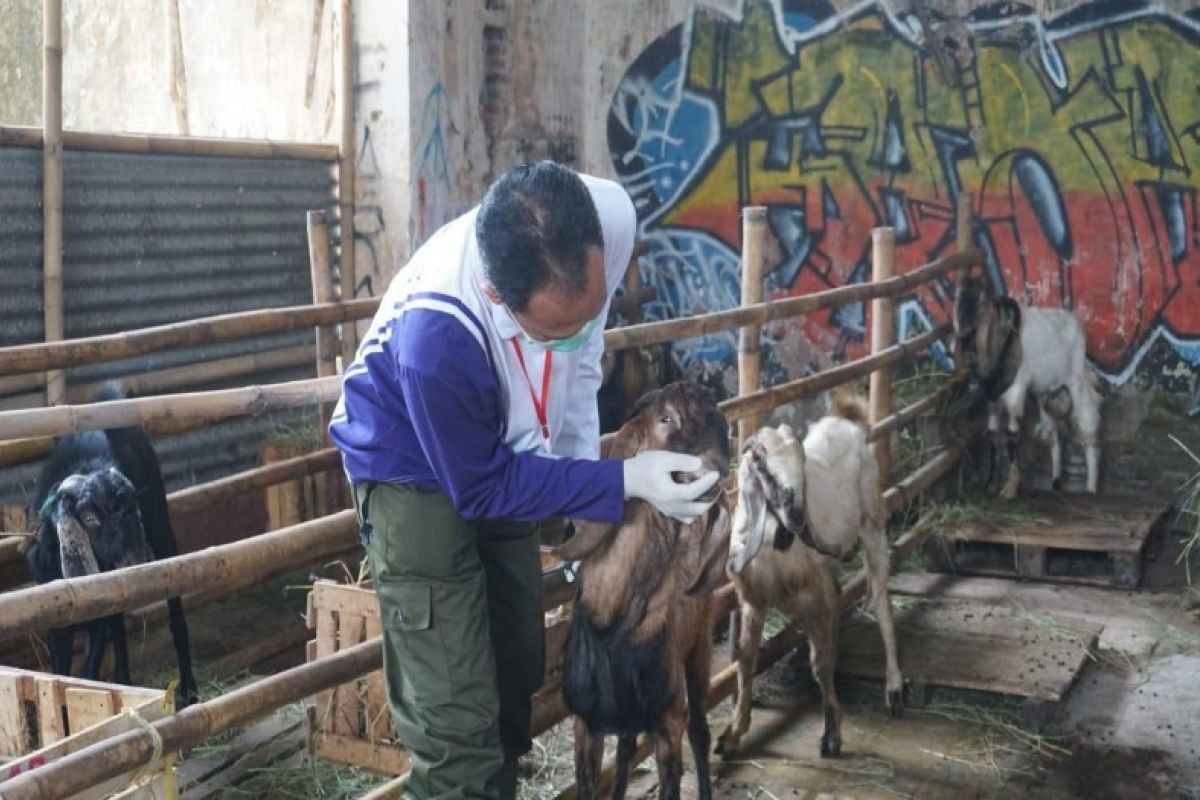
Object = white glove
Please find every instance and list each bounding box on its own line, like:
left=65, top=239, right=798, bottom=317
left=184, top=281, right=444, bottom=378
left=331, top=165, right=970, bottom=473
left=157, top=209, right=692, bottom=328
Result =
left=623, top=450, right=721, bottom=524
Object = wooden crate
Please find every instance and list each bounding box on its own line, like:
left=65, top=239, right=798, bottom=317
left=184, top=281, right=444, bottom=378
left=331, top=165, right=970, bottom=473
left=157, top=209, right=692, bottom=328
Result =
left=262, top=444, right=347, bottom=530
left=0, top=666, right=175, bottom=799
left=305, top=564, right=575, bottom=774
left=923, top=491, right=1172, bottom=588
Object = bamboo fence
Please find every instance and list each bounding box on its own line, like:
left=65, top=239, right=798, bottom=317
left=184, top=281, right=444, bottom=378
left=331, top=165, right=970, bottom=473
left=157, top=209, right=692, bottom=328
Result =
left=0, top=125, right=338, bottom=161
left=41, top=0, right=64, bottom=406
left=0, top=205, right=984, bottom=795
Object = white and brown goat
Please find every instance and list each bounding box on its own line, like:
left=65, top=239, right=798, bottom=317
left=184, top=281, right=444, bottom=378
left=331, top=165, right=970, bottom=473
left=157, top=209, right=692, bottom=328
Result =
left=953, top=275, right=1101, bottom=497
left=556, top=381, right=731, bottom=800
left=716, top=397, right=902, bottom=760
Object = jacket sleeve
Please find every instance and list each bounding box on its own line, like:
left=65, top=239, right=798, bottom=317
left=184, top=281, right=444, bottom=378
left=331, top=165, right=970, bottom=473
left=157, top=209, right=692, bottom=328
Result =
left=395, top=309, right=625, bottom=522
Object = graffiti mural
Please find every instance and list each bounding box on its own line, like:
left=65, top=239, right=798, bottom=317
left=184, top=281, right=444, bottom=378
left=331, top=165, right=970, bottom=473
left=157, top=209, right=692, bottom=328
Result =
left=609, top=0, right=1200, bottom=393
left=415, top=83, right=455, bottom=248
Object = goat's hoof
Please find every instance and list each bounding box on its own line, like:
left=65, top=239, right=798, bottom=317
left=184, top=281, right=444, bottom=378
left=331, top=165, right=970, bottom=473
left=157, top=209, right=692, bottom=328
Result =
left=819, top=734, right=841, bottom=759
left=1051, top=478, right=1063, bottom=492
left=714, top=730, right=739, bottom=758
left=887, top=690, right=904, bottom=718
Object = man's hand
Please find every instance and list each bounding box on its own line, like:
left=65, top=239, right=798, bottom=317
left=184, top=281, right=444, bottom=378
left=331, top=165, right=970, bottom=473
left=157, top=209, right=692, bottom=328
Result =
left=623, top=451, right=720, bottom=524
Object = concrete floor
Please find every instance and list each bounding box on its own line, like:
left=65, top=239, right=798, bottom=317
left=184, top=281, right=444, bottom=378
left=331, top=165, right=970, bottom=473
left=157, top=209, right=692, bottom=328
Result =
left=611, top=526, right=1200, bottom=800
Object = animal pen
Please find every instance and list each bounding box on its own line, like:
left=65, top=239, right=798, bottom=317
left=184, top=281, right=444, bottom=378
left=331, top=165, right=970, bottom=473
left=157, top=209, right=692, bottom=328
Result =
left=0, top=165, right=999, bottom=799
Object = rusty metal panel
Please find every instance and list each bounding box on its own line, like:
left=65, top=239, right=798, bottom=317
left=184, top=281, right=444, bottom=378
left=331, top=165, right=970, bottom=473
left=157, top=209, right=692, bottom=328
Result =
left=0, top=147, right=337, bottom=521
left=0, top=148, right=44, bottom=348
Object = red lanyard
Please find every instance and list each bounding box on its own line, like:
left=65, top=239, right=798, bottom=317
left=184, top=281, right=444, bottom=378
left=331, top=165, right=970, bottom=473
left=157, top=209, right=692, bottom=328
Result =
left=510, top=339, right=552, bottom=441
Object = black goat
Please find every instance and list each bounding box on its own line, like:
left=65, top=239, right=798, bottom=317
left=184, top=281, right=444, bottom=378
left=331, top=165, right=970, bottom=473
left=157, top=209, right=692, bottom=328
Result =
left=598, top=342, right=675, bottom=435
left=27, top=385, right=198, bottom=709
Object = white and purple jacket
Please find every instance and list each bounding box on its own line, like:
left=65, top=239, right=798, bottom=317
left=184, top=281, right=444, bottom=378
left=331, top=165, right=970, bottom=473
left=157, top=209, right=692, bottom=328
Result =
left=329, top=175, right=635, bottom=523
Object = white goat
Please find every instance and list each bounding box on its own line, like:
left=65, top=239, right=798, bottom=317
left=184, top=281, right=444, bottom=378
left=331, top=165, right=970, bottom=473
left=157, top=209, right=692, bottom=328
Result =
left=953, top=276, right=1101, bottom=498
left=715, top=397, right=902, bottom=760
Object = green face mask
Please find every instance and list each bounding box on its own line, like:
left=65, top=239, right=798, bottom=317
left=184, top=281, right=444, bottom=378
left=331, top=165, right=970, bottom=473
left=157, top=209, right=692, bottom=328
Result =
left=545, top=316, right=599, bottom=352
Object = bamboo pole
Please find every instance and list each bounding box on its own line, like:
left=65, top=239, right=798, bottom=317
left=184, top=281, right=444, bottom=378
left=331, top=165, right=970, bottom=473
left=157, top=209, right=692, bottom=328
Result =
left=957, top=193, right=973, bottom=253
left=308, top=211, right=339, bottom=459
left=0, top=124, right=339, bottom=161
left=337, top=0, right=359, bottom=366
left=601, top=248, right=982, bottom=353
left=0, top=299, right=378, bottom=378
left=868, top=228, right=896, bottom=480
left=880, top=445, right=962, bottom=515
left=0, top=510, right=358, bottom=642
left=64, top=345, right=316, bottom=404
left=0, top=376, right=340, bottom=441
left=867, top=379, right=962, bottom=443
left=0, top=637, right=383, bottom=800
left=609, top=286, right=656, bottom=317
left=42, top=0, right=64, bottom=406
left=720, top=324, right=949, bottom=423
left=738, top=207, right=767, bottom=449
left=168, top=447, right=342, bottom=514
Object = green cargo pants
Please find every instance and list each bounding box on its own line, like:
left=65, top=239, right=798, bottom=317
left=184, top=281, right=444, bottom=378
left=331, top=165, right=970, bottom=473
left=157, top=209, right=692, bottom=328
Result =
left=355, top=482, right=545, bottom=800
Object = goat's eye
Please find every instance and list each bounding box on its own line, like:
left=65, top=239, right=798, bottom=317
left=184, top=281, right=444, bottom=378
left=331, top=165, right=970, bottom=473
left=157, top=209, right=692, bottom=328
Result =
left=659, top=414, right=671, bottom=425
left=79, top=511, right=100, bottom=528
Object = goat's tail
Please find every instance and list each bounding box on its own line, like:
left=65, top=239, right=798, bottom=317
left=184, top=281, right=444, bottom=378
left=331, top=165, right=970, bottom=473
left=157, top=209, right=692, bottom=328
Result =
left=829, top=390, right=870, bottom=427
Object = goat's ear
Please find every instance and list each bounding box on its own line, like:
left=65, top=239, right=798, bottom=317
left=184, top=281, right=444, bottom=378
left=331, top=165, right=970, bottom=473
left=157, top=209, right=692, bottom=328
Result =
left=553, top=520, right=618, bottom=562
left=56, top=514, right=100, bottom=579
left=683, top=502, right=731, bottom=595
left=729, top=458, right=771, bottom=575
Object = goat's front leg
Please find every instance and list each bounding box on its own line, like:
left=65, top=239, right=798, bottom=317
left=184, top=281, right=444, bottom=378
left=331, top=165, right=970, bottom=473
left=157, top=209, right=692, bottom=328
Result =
left=110, top=614, right=130, bottom=685
left=999, top=391, right=1025, bottom=500
left=715, top=601, right=763, bottom=757
left=49, top=626, right=74, bottom=676
left=573, top=717, right=604, bottom=800
left=861, top=531, right=903, bottom=716
left=809, top=614, right=844, bottom=758
left=653, top=702, right=687, bottom=800
left=684, top=630, right=715, bottom=800
left=80, top=620, right=110, bottom=680
left=166, top=596, right=198, bottom=708
left=610, top=733, right=638, bottom=800
left=985, top=406, right=1005, bottom=492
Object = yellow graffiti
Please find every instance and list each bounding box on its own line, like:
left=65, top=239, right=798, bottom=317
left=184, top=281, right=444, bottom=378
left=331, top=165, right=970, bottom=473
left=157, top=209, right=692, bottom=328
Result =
left=997, top=61, right=1030, bottom=140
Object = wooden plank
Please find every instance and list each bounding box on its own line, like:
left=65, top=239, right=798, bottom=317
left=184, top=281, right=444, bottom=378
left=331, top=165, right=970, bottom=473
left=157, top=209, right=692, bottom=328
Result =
left=0, top=671, right=28, bottom=757
left=837, top=601, right=1100, bottom=703
left=177, top=718, right=304, bottom=800
left=363, top=615, right=390, bottom=741
left=64, top=687, right=117, bottom=734
left=312, top=579, right=381, bottom=620
left=313, top=732, right=409, bottom=776
left=334, top=612, right=366, bottom=736
left=952, top=524, right=1149, bottom=553
left=34, top=676, right=64, bottom=747
left=174, top=715, right=300, bottom=788
left=312, top=607, right=338, bottom=734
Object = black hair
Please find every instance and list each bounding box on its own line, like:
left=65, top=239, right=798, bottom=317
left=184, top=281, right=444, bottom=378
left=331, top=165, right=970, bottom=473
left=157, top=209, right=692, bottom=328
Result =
left=475, top=160, right=604, bottom=312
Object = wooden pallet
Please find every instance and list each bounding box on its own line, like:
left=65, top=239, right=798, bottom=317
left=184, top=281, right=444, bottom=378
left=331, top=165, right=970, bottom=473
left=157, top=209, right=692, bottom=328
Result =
left=305, top=561, right=574, bottom=774
left=0, top=666, right=174, bottom=798
left=837, top=599, right=1101, bottom=731
left=923, top=491, right=1172, bottom=588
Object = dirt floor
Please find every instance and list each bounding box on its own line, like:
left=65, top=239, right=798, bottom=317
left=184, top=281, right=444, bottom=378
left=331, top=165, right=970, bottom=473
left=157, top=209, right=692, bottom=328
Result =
left=11, top=513, right=1196, bottom=799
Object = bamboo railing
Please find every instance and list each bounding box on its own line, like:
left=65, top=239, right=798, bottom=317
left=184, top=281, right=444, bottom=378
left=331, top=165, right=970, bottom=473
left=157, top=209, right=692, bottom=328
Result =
left=0, top=124, right=339, bottom=161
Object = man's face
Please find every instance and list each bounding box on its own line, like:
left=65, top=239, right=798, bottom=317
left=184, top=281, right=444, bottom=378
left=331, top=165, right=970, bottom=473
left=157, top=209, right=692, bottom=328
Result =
left=495, top=245, right=608, bottom=343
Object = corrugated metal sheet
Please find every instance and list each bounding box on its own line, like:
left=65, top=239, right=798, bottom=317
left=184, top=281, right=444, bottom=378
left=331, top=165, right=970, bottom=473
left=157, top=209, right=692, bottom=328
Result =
left=0, top=146, right=337, bottom=526
left=0, top=148, right=44, bottom=348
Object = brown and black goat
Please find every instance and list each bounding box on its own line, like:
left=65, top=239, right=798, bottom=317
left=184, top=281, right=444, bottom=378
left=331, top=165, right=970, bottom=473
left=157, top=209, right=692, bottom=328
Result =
left=557, top=381, right=731, bottom=800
